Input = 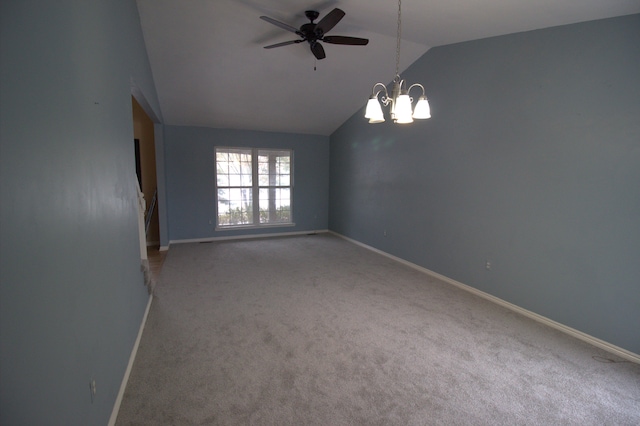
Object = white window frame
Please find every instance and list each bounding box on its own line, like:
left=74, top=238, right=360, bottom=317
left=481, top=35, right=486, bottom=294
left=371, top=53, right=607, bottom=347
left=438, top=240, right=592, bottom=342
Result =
left=215, top=147, right=294, bottom=230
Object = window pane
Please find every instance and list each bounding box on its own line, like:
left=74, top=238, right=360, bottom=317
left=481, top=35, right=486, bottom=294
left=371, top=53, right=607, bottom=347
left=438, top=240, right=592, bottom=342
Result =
left=217, top=174, right=229, bottom=186
left=258, top=174, right=269, bottom=186
left=217, top=200, right=229, bottom=215
left=258, top=161, right=268, bottom=175
left=258, top=150, right=291, bottom=188
left=216, top=161, right=227, bottom=175
left=215, top=148, right=254, bottom=226
left=217, top=188, right=230, bottom=225
left=257, top=150, right=292, bottom=224
left=217, top=188, right=229, bottom=201
left=223, top=187, right=252, bottom=226
left=240, top=162, right=251, bottom=175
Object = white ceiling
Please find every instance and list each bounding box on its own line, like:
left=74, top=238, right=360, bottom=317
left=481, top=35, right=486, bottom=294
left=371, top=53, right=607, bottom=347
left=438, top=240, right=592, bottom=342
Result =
left=136, top=0, right=639, bottom=136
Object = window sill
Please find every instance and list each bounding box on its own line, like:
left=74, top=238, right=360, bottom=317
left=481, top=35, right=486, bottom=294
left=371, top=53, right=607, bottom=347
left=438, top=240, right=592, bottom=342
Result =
left=215, top=222, right=296, bottom=232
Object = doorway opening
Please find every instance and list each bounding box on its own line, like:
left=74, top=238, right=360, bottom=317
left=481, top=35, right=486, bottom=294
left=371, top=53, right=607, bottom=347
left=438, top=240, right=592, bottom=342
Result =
left=132, top=96, right=164, bottom=278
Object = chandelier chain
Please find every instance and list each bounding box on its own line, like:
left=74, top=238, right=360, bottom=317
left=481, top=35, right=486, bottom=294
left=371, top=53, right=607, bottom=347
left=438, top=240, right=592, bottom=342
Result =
left=365, top=0, right=431, bottom=123
left=395, top=0, right=402, bottom=79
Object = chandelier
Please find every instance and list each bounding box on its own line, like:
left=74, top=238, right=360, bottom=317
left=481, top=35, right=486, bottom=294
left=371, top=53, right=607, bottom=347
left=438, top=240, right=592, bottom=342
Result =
left=364, top=0, right=431, bottom=124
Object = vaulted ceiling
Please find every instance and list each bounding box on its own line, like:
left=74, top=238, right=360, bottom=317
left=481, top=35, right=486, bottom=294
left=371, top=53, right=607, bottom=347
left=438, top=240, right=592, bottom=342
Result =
left=136, top=0, right=639, bottom=136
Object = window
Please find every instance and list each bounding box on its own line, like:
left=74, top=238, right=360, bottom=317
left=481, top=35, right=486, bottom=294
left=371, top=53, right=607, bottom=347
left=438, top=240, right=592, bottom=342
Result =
left=215, top=147, right=293, bottom=228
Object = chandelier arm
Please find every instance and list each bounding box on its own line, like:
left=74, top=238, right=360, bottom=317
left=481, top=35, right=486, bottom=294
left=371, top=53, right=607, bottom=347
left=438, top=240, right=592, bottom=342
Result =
left=407, top=83, right=426, bottom=97
left=397, top=79, right=408, bottom=94
left=371, top=82, right=388, bottom=97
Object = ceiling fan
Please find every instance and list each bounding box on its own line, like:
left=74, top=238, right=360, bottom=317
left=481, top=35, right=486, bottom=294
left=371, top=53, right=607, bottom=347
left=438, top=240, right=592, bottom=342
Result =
left=260, top=8, right=369, bottom=60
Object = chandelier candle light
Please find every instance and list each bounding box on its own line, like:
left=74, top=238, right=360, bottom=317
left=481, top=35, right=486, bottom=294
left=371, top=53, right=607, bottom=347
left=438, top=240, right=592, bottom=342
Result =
left=365, top=0, right=431, bottom=123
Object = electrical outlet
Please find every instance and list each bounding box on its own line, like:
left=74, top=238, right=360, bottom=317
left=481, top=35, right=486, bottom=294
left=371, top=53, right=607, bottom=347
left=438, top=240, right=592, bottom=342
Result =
left=90, top=379, right=96, bottom=403
left=485, top=261, right=491, bottom=270
left=383, top=229, right=387, bottom=237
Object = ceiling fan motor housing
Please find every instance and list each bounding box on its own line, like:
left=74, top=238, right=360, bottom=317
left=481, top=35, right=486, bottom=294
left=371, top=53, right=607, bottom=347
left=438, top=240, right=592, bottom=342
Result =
left=301, top=23, right=321, bottom=41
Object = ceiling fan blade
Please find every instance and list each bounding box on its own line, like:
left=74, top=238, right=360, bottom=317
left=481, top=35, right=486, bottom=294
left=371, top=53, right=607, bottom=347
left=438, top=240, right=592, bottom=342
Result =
left=263, top=40, right=302, bottom=49
left=310, top=42, right=326, bottom=60
left=260, top=16, right=301, bottom=35
left=316, top=8, right=345, bottom=34
left=323, top=36, right=369, bottom=46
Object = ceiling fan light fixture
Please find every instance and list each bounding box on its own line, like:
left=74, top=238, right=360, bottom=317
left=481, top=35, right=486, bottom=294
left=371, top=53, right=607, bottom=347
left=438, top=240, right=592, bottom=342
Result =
left=365, top=0, right=431, bottom=124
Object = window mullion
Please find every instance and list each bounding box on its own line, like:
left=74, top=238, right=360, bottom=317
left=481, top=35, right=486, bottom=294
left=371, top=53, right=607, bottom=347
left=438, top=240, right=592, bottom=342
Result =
left=252, top=148, right=260, bottom=223
left=268, top=153, right=277, bottom=220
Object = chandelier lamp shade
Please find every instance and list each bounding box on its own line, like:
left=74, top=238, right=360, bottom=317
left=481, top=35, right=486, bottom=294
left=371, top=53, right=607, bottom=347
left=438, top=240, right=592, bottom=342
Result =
left=365, top=0, right=431, bottom=124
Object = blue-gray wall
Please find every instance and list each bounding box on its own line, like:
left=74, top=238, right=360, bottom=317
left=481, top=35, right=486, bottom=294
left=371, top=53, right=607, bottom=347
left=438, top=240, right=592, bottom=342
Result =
left=164, top=126, right=329, bottom=241
left=329, top=15, right=640, bottom=355
left=0, top=1, right=161, bottom=424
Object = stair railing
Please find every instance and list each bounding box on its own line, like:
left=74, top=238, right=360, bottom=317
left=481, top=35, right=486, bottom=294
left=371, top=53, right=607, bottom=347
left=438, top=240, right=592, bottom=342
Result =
left=145, top=187, right=157, bottom=236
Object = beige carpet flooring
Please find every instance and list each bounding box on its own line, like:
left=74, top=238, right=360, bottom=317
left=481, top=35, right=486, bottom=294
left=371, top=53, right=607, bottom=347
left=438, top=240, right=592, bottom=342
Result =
left=116, top=234, right=640, bottom=425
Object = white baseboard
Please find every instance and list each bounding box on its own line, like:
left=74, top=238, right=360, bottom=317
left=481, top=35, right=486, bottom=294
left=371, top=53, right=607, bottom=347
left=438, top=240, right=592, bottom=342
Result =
left=108, top=294, right=154, bottom=426
left=169, top=229, right=329, bottom=245
left=331, top=231, right=640, bottom=364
